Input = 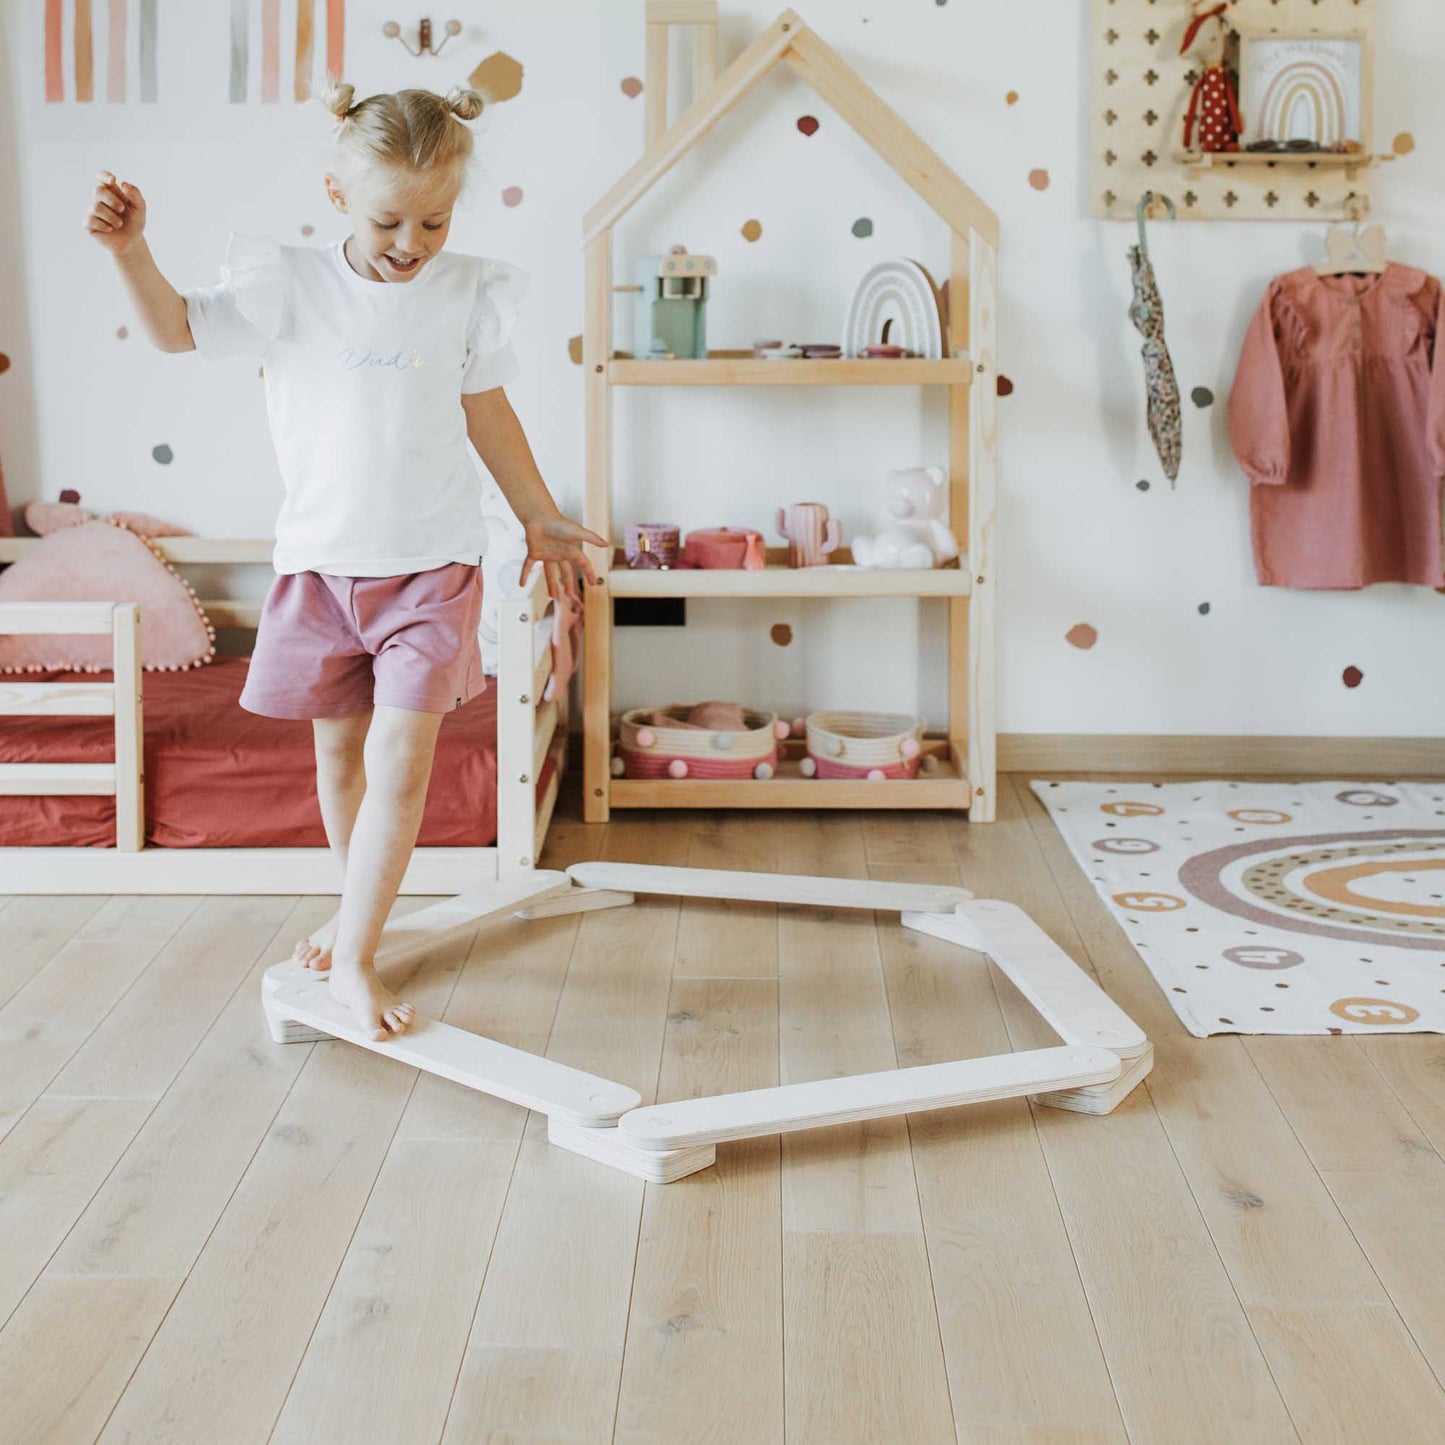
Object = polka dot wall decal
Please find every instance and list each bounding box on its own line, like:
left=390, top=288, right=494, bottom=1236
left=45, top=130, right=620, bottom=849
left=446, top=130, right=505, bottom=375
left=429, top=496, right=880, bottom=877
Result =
left=797, top=115, right=819, bottom=136
left=1028, top=169, right=1049, bottom=190
left=469, top=51, right=524, bottom=103
left=1198, top=601, right=1211, bottom=615
left=1066, top=623, right=1098, bottom=650
left=996, top=374, right=1014, bottom=397
left=152, top=444, right=174, bottom=465
left=851, top=217, right=873, bottom=238
left=1191, top=386, right=1215, bottom=408
left=620, top=76, right=643, bottom=98
left=60, top=489, right=80, bottom=504
left=567, top=335, right=583, bottom=365
left=1006, top=90, right=1019, bottom=105
left=740, top=218, right=762, bottom=242
left=1343, top=665, right=1364, bottom=688
left=769, top=623, right=793, bottom=647
left=0, top=353, right=9, bottom=375
left=1393, top=131, right=1415, bottom=155
left=1136, top=479, right=1150, bottom=491
left=116, top=326, right=128, bottom=339
left=300, top=224, right=314, bottom=236
left=502, top=186, right=523, bottom=207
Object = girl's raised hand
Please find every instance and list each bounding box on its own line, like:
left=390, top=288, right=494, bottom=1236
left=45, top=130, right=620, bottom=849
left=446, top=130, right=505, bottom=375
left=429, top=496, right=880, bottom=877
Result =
left=86, top=170, right=146, bottom=255
left=521, top=513, right=608, bottom=604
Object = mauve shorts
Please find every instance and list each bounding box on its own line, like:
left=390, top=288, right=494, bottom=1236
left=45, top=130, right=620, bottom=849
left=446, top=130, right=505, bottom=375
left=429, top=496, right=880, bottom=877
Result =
left=239, top=563, right=487, bottom=719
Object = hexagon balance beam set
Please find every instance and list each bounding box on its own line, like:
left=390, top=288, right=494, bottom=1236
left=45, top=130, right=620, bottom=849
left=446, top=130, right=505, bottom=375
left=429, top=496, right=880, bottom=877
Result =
left=261, top=866, right=1152, bottom=1183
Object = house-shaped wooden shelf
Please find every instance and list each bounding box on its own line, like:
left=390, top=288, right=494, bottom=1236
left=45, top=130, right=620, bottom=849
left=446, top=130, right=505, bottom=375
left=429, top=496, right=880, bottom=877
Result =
left=579, top=7, right=999, bottom=822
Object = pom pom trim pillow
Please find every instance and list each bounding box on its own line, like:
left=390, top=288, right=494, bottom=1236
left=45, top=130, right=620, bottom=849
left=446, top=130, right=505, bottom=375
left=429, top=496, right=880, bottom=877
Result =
left=0, top=519, right=216, bottom=673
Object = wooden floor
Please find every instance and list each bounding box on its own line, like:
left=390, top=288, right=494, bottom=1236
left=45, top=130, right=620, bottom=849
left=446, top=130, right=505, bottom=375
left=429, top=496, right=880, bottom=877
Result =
left=4, top=775, right=1445, bottom=1444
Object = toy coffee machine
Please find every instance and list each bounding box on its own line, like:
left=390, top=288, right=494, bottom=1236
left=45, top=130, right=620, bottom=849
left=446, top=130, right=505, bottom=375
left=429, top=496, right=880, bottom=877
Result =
left=622, top=244, right=717, bottom=359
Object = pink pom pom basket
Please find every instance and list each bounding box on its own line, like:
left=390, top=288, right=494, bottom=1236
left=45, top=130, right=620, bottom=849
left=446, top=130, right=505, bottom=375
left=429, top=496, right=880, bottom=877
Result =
left=615, top=704, right=786, bottom=781
left=802, top=711, right=925, bottom=780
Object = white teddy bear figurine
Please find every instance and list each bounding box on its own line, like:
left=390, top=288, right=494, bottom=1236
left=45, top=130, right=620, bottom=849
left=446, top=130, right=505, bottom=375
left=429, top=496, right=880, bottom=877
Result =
left=851, top=466, right=960, bottom=570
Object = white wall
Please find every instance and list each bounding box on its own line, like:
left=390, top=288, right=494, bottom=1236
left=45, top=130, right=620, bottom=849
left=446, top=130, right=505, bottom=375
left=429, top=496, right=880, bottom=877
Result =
left=3, top=0, right=1444, bottom=737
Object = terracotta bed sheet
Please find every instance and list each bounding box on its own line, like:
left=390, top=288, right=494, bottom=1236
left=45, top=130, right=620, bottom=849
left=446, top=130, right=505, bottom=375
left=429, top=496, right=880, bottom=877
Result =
left=0, top=657, right=513, bottom=848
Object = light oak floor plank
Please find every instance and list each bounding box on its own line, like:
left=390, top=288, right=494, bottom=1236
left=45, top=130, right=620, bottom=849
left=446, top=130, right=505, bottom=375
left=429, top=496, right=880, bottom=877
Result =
left=441, top=820, right=682, bottom=1443
left=0, top=894, right=106, bottom=1011
left=984, top=780, right=1298, bottom=1441
left=614, top=900, right=784, bottom=1444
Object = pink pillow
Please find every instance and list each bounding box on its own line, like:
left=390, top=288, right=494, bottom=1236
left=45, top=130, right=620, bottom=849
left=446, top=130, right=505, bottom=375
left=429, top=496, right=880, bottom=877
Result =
left=0, top=519, right=216, bottom=673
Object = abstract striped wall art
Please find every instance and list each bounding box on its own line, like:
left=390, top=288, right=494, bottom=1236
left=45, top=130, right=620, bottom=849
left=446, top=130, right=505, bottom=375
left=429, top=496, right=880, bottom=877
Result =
left=46, top=0, right=155, bottom=102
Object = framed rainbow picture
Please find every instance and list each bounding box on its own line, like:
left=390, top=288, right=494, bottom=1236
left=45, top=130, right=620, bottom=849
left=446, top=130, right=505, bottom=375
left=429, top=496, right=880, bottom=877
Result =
left=1237, top=32, right=1368, bottom=150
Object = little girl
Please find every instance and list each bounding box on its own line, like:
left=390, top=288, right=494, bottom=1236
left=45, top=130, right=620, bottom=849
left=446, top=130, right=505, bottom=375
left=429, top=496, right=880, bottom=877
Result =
left=87, top=81, right=603, bottom=1042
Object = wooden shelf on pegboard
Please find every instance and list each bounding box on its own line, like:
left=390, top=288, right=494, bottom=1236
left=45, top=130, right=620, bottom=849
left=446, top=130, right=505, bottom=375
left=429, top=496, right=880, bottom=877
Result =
left=1091, top=0, right=1386, bottom=222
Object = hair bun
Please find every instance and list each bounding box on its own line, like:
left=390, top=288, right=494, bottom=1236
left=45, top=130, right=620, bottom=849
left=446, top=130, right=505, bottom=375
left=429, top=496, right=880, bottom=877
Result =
left=445, top=86, right=486, bottom=122
left=319, top=78, right=356, bottom=119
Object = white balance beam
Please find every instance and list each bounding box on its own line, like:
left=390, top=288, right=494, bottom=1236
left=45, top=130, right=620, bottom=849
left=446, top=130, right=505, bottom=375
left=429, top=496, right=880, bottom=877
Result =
left=263, top=974, right=640, bottom=1127
left=614, top=1045, right=1122, bottom=1150
left=566, top=862, right=971, bottom=913
left=903, top=901, right=1150, bottom=1060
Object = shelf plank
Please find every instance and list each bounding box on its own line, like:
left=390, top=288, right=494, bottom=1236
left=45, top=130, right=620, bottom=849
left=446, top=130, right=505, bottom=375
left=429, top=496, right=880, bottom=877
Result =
left=1172, top=150, right=1393, bottom=171
left=607, top=564, right=969, bottom=598
left=608, top=357, right=974, bottom=386
left=609, top=771, right=973, bottom=810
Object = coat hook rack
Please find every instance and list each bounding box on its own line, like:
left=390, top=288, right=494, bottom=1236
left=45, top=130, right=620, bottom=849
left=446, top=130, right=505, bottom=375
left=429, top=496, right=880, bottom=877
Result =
left=382, top=17, right=463, bottom=58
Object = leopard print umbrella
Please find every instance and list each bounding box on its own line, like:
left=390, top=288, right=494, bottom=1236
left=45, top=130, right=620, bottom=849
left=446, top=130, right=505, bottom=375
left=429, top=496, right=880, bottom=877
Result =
left=1129, top=194, right=1182, bottom=484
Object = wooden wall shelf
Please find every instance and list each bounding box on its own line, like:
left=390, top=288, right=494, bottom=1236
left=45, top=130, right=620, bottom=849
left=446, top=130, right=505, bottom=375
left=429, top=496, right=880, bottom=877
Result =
left=608, top=356, right=975, bottom=386
left=608, top=564, right=971, bottom=598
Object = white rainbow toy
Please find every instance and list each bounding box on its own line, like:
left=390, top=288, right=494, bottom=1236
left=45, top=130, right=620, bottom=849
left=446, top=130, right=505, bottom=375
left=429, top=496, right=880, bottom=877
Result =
left=841, top=258, right=947, bottom=359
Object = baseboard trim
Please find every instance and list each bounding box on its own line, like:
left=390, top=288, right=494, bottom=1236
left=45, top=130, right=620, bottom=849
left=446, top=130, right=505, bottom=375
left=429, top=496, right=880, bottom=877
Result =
left=1000, top=733, right=1445, bottom=777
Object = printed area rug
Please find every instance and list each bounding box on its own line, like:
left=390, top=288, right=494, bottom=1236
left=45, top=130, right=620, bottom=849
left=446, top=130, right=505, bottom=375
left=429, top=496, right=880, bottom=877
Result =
left=1031, top=779, right=1445, bottom=1037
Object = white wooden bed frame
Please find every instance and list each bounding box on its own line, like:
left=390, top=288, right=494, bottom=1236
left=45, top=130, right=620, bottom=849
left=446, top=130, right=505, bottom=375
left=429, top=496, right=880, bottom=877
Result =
left=261, top=865, right=1153, bottom=1183
left=0, top=540, right=566, bottom=894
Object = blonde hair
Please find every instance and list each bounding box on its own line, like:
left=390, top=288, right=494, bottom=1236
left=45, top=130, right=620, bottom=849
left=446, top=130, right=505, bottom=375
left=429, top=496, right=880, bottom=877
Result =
left=318, top=80, right=486, bottom=194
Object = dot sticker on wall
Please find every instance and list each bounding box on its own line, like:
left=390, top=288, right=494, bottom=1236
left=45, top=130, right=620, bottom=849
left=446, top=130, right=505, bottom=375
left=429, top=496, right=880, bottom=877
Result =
left=1198, top=602, right=1211, bottom=615
left=740, top=218, right=762, bottom=242
left=152, top=444, right=173, bottom=465
left=1393, top=131, right=1415, bottom=155
left=469, top=52, right=524, bottom=103
left=1028, top=169, right=1050, bottom=191
left=770, top=623, right=793, bottom=647
left=60, top=488, right=81, bottom=504
left=0, top=353, right=9, bottom=376
left=1191, top=386, right=1215, bottom=408
left=116, top=326, right=128, bottom=340
left=851, top=217, right=873, bottom=238
left=1066, top=623, right=1098, bottom=650
left=797, top=115, right=819, bottom=136
left=620, top=76, right=643, bottom=98
left=1136, top=479, right=1150, bottom=491
left=502, top=186, right=523, bottom=207
left=996, top=374, right=1014, bottom=397
left=567, top=334, right=583, bottom=365
left=1006, top=90, right=1019, bottom=106
left=1343, top=665, right=1364, bottom=689
left=300, top=224, right=314, bottom=236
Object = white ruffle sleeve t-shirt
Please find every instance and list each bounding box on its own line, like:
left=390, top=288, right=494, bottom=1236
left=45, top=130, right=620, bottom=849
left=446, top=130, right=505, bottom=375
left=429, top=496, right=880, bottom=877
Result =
left=182, top=231, right=527, bottom=576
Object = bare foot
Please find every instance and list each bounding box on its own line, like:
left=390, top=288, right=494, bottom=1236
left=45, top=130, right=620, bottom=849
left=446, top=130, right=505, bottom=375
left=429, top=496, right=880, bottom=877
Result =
left=293, top=910, right=341, bottom=972
left=329, top=961, right=415, bottom=1042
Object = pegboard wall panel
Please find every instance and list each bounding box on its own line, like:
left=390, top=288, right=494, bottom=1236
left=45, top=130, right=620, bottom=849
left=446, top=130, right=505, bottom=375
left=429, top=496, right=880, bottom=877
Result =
left=1091, top=0, right=1380, bottom=221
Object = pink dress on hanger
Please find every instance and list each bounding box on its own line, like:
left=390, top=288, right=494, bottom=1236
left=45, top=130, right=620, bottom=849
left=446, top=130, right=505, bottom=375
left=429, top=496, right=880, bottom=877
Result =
left=1228, top=263, right=1445, bottom=588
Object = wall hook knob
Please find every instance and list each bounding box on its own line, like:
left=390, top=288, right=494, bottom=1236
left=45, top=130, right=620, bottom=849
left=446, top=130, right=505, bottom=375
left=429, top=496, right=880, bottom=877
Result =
left=382, top=17, right=463, bottom=58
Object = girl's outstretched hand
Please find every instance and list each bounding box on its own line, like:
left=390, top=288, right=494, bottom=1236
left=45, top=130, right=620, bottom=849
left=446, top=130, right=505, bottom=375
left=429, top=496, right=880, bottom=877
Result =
left=86, top=170, right=146, bottom=255
left=521, top=514, right=609, bottom=603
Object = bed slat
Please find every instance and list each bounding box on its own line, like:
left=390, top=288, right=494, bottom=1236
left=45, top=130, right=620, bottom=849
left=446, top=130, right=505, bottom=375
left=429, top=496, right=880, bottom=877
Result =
left=0, top=601, right=118, bottom=635
left=0, top=682, right=115, bottom=716
left=0, top=763, right=116, bottom=795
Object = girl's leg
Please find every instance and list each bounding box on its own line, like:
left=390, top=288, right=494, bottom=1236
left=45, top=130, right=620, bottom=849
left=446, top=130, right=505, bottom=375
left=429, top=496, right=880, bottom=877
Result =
left=293, top=711, right=373, bottom=971
left=327, top=704, right=445, bottom=1039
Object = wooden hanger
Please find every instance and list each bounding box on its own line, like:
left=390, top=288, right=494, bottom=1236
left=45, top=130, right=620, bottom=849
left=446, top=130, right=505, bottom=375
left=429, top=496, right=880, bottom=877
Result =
left=1315, top=195, right=1388, bottom=276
